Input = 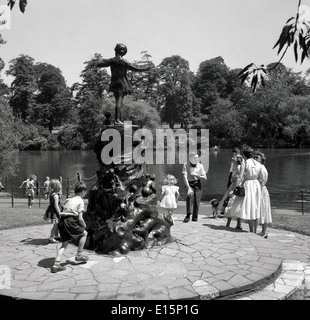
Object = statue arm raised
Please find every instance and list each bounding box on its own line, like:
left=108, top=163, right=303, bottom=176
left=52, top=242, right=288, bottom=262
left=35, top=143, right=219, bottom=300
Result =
left=126, top=61, right=149, bottom=72
left=96, top=58, right=112, bottom=68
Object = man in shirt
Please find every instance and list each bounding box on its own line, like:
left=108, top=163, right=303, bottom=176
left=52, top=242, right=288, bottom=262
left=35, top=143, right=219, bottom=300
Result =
left=182, top=153, right=207, bottom=222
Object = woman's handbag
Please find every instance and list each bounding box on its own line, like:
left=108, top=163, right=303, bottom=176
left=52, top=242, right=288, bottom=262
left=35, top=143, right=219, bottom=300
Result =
left=232, top=159, right=246, bottom=197
left=233, top=185, right=245, bottom=197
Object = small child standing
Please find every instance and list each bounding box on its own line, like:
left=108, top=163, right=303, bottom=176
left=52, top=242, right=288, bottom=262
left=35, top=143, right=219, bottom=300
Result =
left=43, top=179, right=62, bottom=243
left=51, top=181, right=89, bottom=273
left=159, top=174, right=179, bottom=223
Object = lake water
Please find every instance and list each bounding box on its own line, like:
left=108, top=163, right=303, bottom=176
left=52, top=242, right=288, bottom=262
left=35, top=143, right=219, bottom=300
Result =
left=4, top=149, right=310, bottom=212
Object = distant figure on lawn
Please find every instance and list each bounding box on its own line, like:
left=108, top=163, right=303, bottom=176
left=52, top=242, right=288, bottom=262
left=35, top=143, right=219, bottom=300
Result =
left=25, top=175, right=37, bottom=209
left=19, top=176, right=30, bottom=195
left=43, top=176, right=51, bottom=200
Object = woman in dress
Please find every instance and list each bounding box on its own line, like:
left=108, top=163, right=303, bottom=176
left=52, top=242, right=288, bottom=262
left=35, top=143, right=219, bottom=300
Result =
left=254, top=151, right=272, bottom=238
left=225, top=146, right=263, bottom=233
left=218, top=147, right=244, bottom=229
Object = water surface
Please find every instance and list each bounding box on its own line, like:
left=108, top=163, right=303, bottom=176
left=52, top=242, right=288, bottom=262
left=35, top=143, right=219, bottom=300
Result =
left=5, top=149, right=310, bottom=212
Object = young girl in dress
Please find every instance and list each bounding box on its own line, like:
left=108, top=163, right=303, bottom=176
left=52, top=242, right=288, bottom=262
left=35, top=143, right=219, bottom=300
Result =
left=51, top=181, right=89, bottom=273
left=159, top=174, right=180, bottom=222
left=43, top=179, right=62, bottom=243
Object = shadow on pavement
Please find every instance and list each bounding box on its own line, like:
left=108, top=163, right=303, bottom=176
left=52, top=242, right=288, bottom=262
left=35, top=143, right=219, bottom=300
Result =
left=202, top=223, right=247, bottom=232
left=37, top=257, right=83, bottom=269
left=21, top=238, right=49, bottom=246
left=37, top=257, right=55, bottom=268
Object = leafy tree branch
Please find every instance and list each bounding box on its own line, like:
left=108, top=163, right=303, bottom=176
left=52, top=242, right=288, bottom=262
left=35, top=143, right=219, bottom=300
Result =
left=238, top=0, right=310, bottom=92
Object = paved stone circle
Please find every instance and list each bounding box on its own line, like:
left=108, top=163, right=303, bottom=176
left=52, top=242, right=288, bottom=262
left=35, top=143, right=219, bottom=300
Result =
left=1, top=211, right=310, bottom=300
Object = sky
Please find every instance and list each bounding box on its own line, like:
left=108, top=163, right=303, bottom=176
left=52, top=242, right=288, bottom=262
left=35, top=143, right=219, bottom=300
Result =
left=1, top=0, right=310, bottom=87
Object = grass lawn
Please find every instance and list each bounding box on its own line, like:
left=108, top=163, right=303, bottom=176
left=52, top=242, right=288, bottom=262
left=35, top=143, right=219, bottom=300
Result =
left=0, top=207, right=46, bottom=230
left=1, top=205, right=310, bottom=238
left=271, top=209, right=310, bottom=237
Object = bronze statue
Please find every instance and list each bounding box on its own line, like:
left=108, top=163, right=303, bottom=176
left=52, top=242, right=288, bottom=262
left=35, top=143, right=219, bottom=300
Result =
left=84, top=46, right=173, bottom=255
left=96, top=43, right=149, bottom=125
left=85, top=162, right=174, bottom=255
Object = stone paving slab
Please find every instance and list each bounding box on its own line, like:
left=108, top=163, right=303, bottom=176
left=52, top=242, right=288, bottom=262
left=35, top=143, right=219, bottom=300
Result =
left=1, top=211, right=310, bottom=300
left=235, top=260, right=310, bottom=300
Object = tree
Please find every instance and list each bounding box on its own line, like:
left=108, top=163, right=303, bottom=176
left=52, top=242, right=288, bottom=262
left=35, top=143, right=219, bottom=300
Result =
left=283, top=96, right=310, bottom=148
left=73, top=55, right=112, bottom=146
left=73, top=54, right=111, bottom=103
left=0, top=97, right=20, bottom=176
left=78, top=95, right=107, bottom=146
left=58, top=124, right=84, bottom=150
left=238, top=0, right=310, bottom=91
left=0, top=56, right=8, bottom=96
left=17, top=123, right=49, bottom=150
left=77, top=96, right=160, bottom=147
left=193, top=57, right=230, bottom=114
left=122, top=96, right=160, bottom=130
left=128, top=51, right=159, bottom=109
left=31, top=63, right=73, bottom=132
left=6, top=55, right=36, bottom=120
left=235, top=65, right=294, bottom=147
left=157, top=55, right=195, bottom=129
left=205, top=99, right=246, bottom=147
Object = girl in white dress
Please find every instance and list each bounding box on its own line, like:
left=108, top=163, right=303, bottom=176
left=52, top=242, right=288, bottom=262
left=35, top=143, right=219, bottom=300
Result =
left=254, top=151, right=272, bottom=238
left=159, top=174, right=180, bottom=221
left=225, top=146, right=263, bottom=233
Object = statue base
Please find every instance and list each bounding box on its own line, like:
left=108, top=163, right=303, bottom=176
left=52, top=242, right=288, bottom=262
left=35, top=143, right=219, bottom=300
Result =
left=84, top=123, right=174, bottom=255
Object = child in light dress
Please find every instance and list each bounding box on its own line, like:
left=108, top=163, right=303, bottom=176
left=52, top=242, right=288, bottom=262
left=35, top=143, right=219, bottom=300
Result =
left=159, top=174, right=180, bottom=223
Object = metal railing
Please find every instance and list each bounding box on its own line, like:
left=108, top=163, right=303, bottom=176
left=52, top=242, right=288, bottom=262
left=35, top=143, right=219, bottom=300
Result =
left=0, top=186, right=72, bottom=208
left=300, top=189, right=310, bottom=215
left=0, top=172, right=98, bottom=208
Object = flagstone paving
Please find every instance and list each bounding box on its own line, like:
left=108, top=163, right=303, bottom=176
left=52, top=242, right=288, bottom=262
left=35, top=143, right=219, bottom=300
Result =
left=1, top=211, right=310, bottom=300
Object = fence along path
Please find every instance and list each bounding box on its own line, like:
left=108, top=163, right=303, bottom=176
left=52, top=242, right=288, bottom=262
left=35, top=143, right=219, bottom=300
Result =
left=0, top=172, right=97, bottom=208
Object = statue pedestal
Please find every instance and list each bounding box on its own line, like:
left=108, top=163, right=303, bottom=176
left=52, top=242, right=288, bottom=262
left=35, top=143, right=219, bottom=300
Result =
left=84, top=124, right=174, bottom=255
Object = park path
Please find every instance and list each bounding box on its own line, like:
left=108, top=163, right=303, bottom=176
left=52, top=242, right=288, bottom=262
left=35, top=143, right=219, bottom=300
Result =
left=1, top=207, right=310, bottom=300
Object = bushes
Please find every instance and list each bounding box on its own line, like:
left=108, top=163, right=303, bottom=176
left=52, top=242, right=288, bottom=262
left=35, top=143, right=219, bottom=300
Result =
left=57, top=124, right=84, bottom=150
left=17, top=123, right=61, bottom=150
